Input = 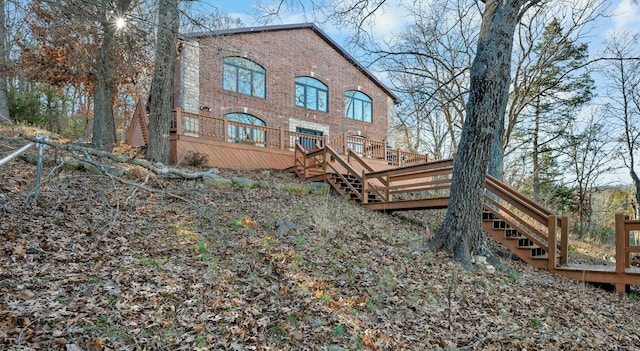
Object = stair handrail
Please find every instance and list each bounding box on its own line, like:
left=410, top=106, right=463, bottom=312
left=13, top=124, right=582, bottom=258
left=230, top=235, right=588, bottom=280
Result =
left=347, top=149, right=375, bottom=173
left=344, top=149, right=389, bottom=202
left=484, top=175, right=568, bottom=264
left=483, top=195, right=554, bottom=253
left=365, top=158, right=454, bottom=179
left=0, top=134, right=50, bottom=200
left=322, top=145, right=368, bottom=201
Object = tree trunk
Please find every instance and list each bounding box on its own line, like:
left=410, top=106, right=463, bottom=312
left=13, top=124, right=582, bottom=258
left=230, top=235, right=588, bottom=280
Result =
left=488, top=117, right=504, bottom=179
left=0, top=0, right=10, bottom=125
left=631, top=169, right=640, bottom=219
left=92, top=22, right=117, bottom=151
left=147, top=0, right=179, bottom=164
left=532, top=100, right=540, bottom=202
left=429, top=1, right=526, bottom=266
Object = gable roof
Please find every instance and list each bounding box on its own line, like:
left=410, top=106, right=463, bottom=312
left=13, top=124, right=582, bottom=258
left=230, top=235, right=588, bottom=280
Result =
left=183, top=23, right=400, bottom=104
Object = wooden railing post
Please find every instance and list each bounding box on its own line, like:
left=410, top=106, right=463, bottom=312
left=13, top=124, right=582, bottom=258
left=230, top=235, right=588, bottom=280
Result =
left=342, top=133, right=347, bottom=155
left=175, top=108, right=183, bottom=135
left=323, top=147, right=329, bottom=179
left=362, top=170, right=368, bottom=204
left=279, top=127, right=285, bottom=149
left=222, top=117, right=229, bottom=142
left=547, top=215, right=557, bottom=270
left=560, top=216, right=568, bottom=265
left=615, top=213, right=626, bottom=274
left=615, top=213, right=628, bottom=293
left=386, top=175, right=391, bottom=202
left=303, top=150, right=309, bottom=179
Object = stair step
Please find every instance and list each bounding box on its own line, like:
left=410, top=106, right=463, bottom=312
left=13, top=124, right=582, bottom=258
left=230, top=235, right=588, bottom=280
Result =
left=531, top=252, right=561, bottom=260
left=482, top=212, right=497, bottom=220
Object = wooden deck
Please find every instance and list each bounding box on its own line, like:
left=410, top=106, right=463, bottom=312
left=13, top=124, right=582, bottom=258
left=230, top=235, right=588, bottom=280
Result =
left=295, top=145, right=640, bottom=293
left=125, top=104, right=429, bottom=170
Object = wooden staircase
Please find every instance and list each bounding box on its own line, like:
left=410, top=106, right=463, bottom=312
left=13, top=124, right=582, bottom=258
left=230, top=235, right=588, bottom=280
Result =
left=482, top=210, right=560, bottom=270
left=294, top=143, right=640, bottom=293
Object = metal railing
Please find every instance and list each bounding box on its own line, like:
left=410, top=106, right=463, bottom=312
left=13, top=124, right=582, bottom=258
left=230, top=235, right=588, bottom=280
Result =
left=0, top=133, right=49, bottom=200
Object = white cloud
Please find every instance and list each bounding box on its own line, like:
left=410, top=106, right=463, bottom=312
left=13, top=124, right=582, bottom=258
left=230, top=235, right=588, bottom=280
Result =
left=608, top=0, right=640, bottom=36
left=365, top=0, right=412, bottom=41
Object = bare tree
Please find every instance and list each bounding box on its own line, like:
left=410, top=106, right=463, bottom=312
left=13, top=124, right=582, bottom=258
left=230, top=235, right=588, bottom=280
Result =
left=602, top=33, right=640, bottom=218
left=0, top=0, right=9, bottom=124
left=146, top=0, right=179, bottom=164
left=382, top=0, right=477, bottom=158
left=560, top=110, right=616, bottom=237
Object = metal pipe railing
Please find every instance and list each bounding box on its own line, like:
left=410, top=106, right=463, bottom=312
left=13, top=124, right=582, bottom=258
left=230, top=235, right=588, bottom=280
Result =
left=0, top=133, right=50, bottom=200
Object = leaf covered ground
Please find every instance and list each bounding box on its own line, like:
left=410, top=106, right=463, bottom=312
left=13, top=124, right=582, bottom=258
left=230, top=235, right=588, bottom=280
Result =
left=1, top=143, right=640, bottom=350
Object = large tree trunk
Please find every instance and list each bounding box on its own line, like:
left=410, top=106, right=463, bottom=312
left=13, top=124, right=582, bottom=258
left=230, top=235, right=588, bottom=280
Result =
left=92, top=22, right=117, bottom=151
left=0, top=0, right=10, bottom=125
left=146, top=0, right=179, bottom=164
left=429, top=0, right=531, bottom=267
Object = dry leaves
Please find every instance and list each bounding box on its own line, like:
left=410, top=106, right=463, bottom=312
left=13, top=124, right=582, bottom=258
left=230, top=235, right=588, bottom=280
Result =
left=1, top=151, right=639, bottom=350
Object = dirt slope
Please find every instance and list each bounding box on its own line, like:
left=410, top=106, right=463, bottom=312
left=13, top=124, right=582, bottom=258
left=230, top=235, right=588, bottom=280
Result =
left=1, top=150, right=639, bottom=350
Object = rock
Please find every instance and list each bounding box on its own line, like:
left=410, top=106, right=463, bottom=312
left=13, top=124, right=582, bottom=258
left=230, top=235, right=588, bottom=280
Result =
left=308, top=182, right=330, bottom=195
left=66, top=344, right=83, bottom=351
left=485, top=264, right=496, bottom=274
left=231, top=177, right=256, bottom=188
left=260, top=170, right=271, bottom=177
left=256, top=180, right=270, bottom=189
left=276, top=221, right=298, bottom=236
left=474, top=255, right=488, bottom=265
left=202, top=174, right=232, bottom=189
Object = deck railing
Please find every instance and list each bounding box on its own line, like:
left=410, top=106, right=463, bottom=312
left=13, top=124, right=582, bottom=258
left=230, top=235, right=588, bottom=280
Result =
left=297, top=150, right=569, bottom=266
left=170, top=109, right=428, bottom=163
left=171, top=109, right=326, bottom=150
left=326, top=132, right=428, bottom=166
left=368, top=161, right=569, bottom=266
left=616, top=214, right=640, bottom=275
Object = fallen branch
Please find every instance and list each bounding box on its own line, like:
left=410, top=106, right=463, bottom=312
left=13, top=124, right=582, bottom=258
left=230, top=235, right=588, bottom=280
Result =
left=24, top=136, right=219, bottom=179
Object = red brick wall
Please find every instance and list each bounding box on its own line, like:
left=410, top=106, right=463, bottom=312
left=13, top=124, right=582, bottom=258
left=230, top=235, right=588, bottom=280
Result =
left=188, top=27, right=393, bottom=142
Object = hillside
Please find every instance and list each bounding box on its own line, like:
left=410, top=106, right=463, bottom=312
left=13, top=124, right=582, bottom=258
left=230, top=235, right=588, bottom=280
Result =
left=1, top=142, right=640, bottom=350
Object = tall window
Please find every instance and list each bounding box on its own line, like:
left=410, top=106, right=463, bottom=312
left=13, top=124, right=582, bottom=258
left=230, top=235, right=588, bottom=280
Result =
left=345, top=90, right=372, bottom=123
left=223, top=57, right=266, bottom=98
left=295, top=77, right=328, bottom=112
left=225, top=113, right=266, bottom=144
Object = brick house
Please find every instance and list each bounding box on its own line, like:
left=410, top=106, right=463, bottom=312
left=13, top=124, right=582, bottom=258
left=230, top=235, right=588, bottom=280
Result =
left=174, top=23, right=398, bottom=144
left=126, top=23, right=405, bottom=169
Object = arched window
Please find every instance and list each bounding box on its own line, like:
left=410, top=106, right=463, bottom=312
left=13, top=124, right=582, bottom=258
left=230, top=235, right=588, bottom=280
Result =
left=225, top=113, right=266, bottom=144
left=345, top=90, right=372, bottom=123
left=295, top=76, right=328, bottom=112
left=223, top=57, right=266, bottom=98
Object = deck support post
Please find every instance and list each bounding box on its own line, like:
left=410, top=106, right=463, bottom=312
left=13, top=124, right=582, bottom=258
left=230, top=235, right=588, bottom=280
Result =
left=560, top=216, right=568, bottom=265
left=615, top=213, right=628, bottom=293
left=548, top=215, right=557, bottom=270
left=362, top=170, right=368, bottom=204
